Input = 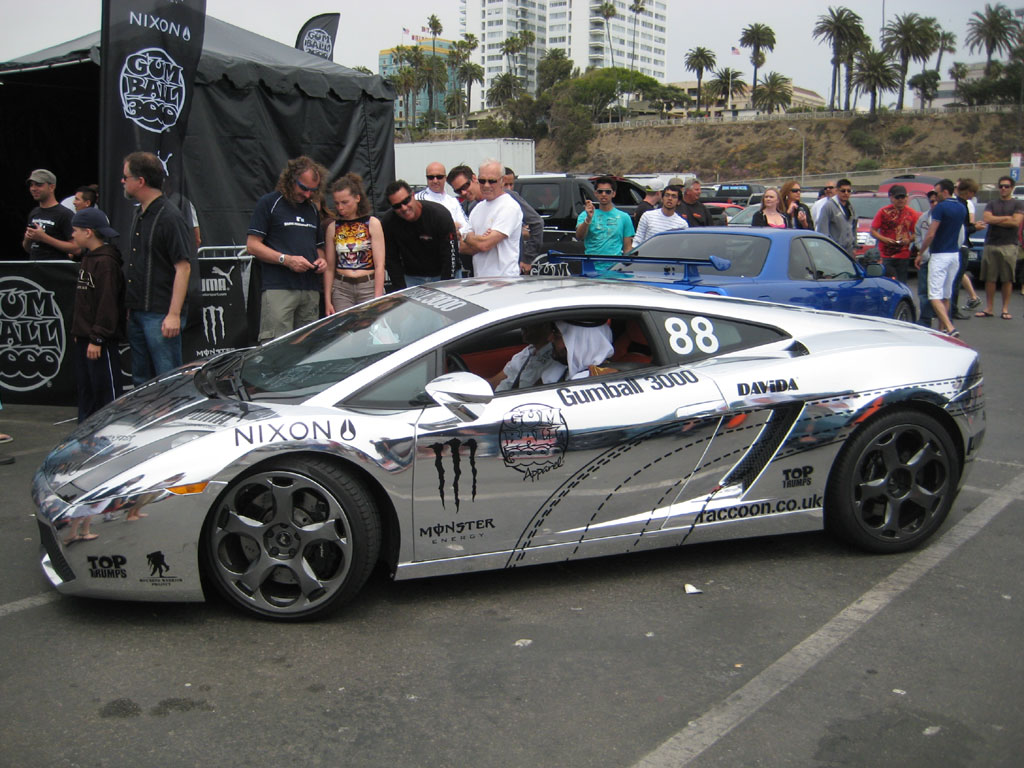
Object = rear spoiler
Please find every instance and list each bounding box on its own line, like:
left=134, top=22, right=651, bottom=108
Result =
left=530, top=251, right=732, bottom=282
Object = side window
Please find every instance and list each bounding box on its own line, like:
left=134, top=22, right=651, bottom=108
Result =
left=803, top=237, right=858, bottom=280
left=788, top=239, right=816, bottom=281
left=346, top=355, right=434, bottom=408
left=651, top=311, right=789, bottom=365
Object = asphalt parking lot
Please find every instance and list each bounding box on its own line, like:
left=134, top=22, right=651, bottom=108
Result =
left=1, top=287, right=1021, bottom=768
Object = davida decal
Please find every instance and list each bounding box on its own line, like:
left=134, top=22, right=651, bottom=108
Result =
left=429, top=438, right=478, bottom=511
left=499, top=404, right=568, bottom=481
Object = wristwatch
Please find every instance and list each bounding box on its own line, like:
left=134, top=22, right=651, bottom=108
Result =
left=278, top=254, right=286, bottom=264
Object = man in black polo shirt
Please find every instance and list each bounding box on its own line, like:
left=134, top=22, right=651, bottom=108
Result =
left=381, top=180, right=459, bottom=289
left=22, top=169, right=78, bottom=260
left=246, top=156, right=328, bottom=341
left=121, top=151, right=197, bottom=385
left=677, top=179, right=712, bottom=227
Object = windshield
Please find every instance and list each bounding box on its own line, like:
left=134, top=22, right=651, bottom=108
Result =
left=632, top=232, right=770, bottom=277
left=206, top=288, right=482, bottom=402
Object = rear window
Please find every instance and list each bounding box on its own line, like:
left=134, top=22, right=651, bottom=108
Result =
left=519, top=183, right=561, bottom=215
left=633, top=231, right=770, bottom=277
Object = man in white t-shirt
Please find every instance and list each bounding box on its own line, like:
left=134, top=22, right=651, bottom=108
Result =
left=633, top=184, right=688, bottom=245
left=462, top=160, right=524, bottom=277
left=415, top=161, right=469, bottom=232
left=810, top=180, right=836, bottom=225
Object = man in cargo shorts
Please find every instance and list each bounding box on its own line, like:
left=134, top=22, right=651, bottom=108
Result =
left=976, top=175, right=1024, bottom=320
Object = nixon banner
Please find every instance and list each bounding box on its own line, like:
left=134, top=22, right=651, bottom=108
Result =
left=294, top=13, right=340, bottom=60
left=99, top=0, right=207, bottom=237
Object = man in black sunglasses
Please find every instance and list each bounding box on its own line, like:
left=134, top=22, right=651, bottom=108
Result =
left=460, top=160, right=523, bottom=277
left=381, top=180, right=460, bottom=290
left=414, top=161, right=468, bottom=233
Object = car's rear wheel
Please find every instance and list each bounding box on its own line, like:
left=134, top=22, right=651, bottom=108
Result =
left=202, top=457, right=381, bottom=620
left=825, top=410, right=959, bottom=553
left=892, top=300, right=915, bottom=323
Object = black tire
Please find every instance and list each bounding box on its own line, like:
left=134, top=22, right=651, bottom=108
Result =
left=202, top=456, right=381, bottom=620
left=892, top=300, right=916, bottom=323
left=825, top=410, right=959, bottom=553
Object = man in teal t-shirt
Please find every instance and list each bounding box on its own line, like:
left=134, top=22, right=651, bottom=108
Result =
left=575, top=176, right=635, bottom=255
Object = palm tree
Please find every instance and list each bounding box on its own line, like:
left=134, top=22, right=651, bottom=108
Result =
left=422, top=56, right=450, bottom=126
left=966, top=3, right=1021, bottom=75
left=684, top=46, right=716, bottom=114
left=600, top=2, right=617, bottom=68
left=389, top=65, right=418, bottom=134
left=458, top=60, right=484, bottom=124
left=881, top=12, right=937, bottom=110
left=841, top=21, right=869, bottom=110
left=739, top=22, right=776, bottom=101
left=813, top=6, right=864, bottom=111
left=487, top=72, right=523, bottom=109
left=707, top=67, right=746, bottom=111
left=752, top=71, right=792, bottom=113
left=395, top=45, right=425, bottom=127
left=444, top=89, right=466, bottom=125
left=853, top=46, right=900, bottom=116
left=426, top=14, right=443, bottom=117
left=907, top=70, right=941, bottom=107
left=629, top=0, right=646, bottom=71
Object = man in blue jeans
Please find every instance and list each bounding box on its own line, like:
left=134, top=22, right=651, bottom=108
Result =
left=122, top=151, right=196, bottom=385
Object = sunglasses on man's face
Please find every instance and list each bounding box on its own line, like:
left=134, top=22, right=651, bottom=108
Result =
left=452, top=179, right=472, bottom=194
left=595, top=188, right=614, bottom=195
left=478, top=178, right=500, bottom=185
left=1000, top=184, right=1013, bottom=189
left=295, top=178, right=318, bottom=193
left=390, top=194, right=414, bottom=210
left=426, top=174, right=445, bottom=181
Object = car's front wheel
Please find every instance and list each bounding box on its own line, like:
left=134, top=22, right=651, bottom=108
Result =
left=825, top=410, right=959, bottom=553
left=892, top=300, right=915, bottom=323
left=202, top=457, right=381, bottom=620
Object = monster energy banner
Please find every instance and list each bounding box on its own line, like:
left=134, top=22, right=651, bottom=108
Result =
left=294, top=13, right=340, bottom=60
left=99, top=0, right=207, bottom=237
left=182, top=256, right=250, bottom=360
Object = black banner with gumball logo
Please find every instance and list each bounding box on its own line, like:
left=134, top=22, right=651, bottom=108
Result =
left=99, top=0, right=207, bottom=237
left=294, top=13, right=340, bottom=60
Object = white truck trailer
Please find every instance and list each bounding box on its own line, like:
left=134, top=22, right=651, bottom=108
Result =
left=394, top=138, right=535, bottom=188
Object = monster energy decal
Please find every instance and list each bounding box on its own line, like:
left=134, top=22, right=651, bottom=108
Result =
left=430, top=438, right=478, bottom=511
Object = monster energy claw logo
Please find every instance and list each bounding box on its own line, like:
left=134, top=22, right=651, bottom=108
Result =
left=430, top=438, right=478, bottom=511
left=202, top=305, right=225, bottom=345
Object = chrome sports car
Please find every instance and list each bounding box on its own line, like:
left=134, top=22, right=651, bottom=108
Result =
left=536, top=228, right=917, bottom=322
left=33, top=280, right=984, bottom=620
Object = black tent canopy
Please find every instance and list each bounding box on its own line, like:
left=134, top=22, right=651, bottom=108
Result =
left=0, top=16, right=396, bottom=249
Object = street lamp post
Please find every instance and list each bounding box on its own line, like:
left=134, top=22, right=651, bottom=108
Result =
left=788, top=126, right=806, bottom=186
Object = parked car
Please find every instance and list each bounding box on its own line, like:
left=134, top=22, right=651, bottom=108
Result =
left=515, top=174, right=644, bottom=248
left=879, top=174, right=944, bottom=196
left=33, top=279, right=983, bottom=619
left=705, top=183, right=766, bottom=206
left=535, top=227, right=918, bottom=322
left=704, top=202, right=745, bottom=225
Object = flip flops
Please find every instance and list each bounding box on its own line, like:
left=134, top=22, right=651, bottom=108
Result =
left=0, top=434, right=11, bottom=444
left=1002, top=312, right=1013, bottom=320
left=975, top=311, right=994, bottom=317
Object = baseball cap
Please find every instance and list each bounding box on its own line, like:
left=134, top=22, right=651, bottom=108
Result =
left=888, top=184, right=908, bottom=197
left=668, top=177, right=687, bottom=186
left=72, top=207, right=119, bottom=240
left=27, top=169, right=57, bottom=185
left=645, top=179, right=666, bottom=192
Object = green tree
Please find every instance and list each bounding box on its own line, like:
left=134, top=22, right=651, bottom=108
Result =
left=752, top=71, right=792, bottom=113
left=966, top=3, right=1021, bottom=75
left=853, top=46, right=900, bottom=116
left=550, top=100, right=595, bottom=166
left=739, top=22, right=776, bottom=101
left=707, top=67, right=746, bottom=110
left=907, top=70, right=941, bottom=107
left=458, top=60, right=484, bottom=124
left=444, top=89, right=466, bottom=125
left=933, top=29, right=957, bottom=79
left=813, top=6, right=866, bottom=111
left=948, top=61, right=969, bottom=101
left=488, top=71, right=524, bottom=109
left=388, top=65, right=418, bottom=137
left=538, top=48, right=575, bottom=93
left=351, top=65, right=373, bottom=75
left=426, top=14, right=443, bottom=116
left=600, top=2, right=617, bottom=68
left=684, top=46, right=716, bottom=114
left=881, top=12, right=937, bottom=110
left=394, top=45, right=425, bottom=127
left=629, top=0, right=646, bottom=71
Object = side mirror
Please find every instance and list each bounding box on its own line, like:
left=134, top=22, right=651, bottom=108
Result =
left=425, top=372, right=493, bottom=422
left=864, top=263, right=884, bottom=277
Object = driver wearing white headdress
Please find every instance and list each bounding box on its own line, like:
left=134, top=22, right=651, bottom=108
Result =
left=552, top=319, right=615, bottom=381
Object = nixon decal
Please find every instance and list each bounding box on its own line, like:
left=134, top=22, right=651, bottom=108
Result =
left=500, top=404, right=567, bottom=480
left=737, top=378, right=798, bottom=396
left=119, top=47, right=187, bottom=133
left=782, top=466, right=814, bottom=488
left=128, top=11, right=194, bottom=41
left=87, top=555, right=128, bottom=579
left=234, top=419, right=355, bottom=446
left=430, top=438, right=478, bottom=510
left=558, top=377, right=643, bottom=406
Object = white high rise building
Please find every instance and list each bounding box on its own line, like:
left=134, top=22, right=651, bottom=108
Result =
left=460, top=0, right=669, bottom=112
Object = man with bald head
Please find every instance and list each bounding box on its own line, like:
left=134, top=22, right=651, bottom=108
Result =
left=415, top=161, right=468, bottom=233
left=460, top=159, right=523, bottom=277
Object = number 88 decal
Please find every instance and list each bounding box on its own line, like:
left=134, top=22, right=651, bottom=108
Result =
left=664, top=316, right=720, bottom=356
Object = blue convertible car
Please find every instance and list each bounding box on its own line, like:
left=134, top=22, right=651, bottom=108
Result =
left=535, top=227, right=917, bottom=322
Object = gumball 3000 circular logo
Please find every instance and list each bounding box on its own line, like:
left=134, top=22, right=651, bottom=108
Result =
left=0, top=276, right=66, bottom=392
left=119, top=47, right=186, bottom=133
left=301, top=28, right=334, bottom=58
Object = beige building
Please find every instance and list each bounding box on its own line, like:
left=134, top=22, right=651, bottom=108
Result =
left=668, top=80, right=825, bottom=114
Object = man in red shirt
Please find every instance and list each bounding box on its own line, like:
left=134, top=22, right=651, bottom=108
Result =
left=870, top=184, right=920, bottom=283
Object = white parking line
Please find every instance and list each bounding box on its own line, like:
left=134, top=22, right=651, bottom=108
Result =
left=630, top=469, right=1024, bottom=768
left=0, top=593, right=59, bottom=618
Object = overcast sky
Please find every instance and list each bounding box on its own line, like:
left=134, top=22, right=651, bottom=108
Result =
left=0, top=0, right=985, bottom=108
